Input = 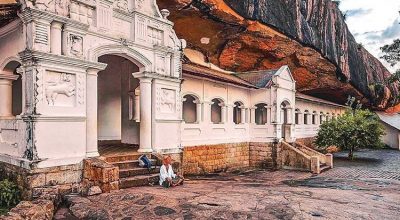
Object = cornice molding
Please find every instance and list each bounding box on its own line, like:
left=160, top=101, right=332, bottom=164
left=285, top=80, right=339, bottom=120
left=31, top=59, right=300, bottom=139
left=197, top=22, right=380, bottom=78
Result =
left=19, top=50, right=107, bottom=71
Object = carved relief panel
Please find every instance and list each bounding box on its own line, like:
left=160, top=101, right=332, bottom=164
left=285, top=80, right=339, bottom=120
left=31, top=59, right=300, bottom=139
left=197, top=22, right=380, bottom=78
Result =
left=44, top=71, right=76, bottom=107
left=65, top=33, right=84, bottom=57
left=157, top=88, right=176, bottom=114
left=32, top=0, right=70, bottom=17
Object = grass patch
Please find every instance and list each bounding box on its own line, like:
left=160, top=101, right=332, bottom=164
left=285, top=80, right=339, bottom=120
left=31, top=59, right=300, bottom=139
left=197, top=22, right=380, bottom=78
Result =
left=0, top=206, right=9, bottom=216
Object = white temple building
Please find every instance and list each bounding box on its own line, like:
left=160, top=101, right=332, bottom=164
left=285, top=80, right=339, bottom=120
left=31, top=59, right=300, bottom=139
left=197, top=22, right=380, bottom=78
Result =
left=0, top=0, right=346, bottom=196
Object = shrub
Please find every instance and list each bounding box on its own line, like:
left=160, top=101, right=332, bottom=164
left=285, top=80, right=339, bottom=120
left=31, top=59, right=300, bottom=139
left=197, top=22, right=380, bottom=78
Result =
left=0, top=179, right=21, bottom=208
left=315, top=109, right=385, bottom=159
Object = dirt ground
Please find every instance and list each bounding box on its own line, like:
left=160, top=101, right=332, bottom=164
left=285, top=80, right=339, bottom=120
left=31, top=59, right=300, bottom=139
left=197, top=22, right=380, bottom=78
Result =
left=55, top=149, right=400, bottom=220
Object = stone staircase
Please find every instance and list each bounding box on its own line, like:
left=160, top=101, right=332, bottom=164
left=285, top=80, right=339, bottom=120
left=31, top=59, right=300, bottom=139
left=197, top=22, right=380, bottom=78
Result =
left=104, top=154, right=161, bottom=189
left=281, top=141, right=333, bottom=174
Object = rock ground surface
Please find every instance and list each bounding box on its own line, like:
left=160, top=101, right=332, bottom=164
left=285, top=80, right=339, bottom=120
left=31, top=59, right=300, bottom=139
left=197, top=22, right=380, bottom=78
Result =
left=55, top=149, right=400, bottom=219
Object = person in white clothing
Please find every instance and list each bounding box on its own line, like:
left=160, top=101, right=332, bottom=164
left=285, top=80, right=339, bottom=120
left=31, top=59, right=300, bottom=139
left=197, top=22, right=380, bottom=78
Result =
left=159, top=156, right=184, bottom=188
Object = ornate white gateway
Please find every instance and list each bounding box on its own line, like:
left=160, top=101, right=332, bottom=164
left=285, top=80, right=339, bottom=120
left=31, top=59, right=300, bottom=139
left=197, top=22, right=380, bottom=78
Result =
left=0, top=0, right=185, bottom=168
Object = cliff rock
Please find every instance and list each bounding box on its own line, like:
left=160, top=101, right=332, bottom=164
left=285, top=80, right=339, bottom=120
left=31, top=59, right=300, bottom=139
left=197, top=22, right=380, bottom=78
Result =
left=157, top=0, right=399, bottom=109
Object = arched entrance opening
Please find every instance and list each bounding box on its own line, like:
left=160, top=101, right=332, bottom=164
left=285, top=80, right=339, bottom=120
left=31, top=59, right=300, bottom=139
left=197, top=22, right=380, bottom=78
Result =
left=0, top=60, right=22, bottom=118
left=97, top=54, right=140, bottom=153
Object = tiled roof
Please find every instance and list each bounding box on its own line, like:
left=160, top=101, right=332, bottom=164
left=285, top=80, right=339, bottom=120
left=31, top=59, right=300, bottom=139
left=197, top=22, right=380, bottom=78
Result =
left=182, top=63, right=258, bottom=89
left=296, top=93, right=347, bottom=108
left=376, top=112, right=400, bottom=131
left=234, top=69, right=279, bottom=88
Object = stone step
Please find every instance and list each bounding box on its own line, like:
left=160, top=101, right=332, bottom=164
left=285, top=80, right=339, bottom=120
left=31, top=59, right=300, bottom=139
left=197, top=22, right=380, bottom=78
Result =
left=105, top=154, right=152, bottom=163
left=111, top=159, right=157, bottom=169
left=119, top=167, right=160, bottom=178
left=119, top=174, right=160, bottom=189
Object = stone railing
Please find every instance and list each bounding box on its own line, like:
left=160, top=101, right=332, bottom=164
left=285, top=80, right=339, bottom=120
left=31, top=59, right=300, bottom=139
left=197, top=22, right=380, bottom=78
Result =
left=295, top=142, right=333, bottom=169
left=281, top=141, right=311, bottom=171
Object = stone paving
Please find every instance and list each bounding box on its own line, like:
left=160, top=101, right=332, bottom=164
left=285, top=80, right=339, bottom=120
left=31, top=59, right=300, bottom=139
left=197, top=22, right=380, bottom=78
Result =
left=54, top=149, right=400, bottom=220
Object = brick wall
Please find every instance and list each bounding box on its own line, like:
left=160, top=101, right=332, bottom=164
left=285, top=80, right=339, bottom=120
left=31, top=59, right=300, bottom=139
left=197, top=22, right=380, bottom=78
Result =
left=249, top=142, right=282, bottom=169
left=183, top=143, right=250, bottom=175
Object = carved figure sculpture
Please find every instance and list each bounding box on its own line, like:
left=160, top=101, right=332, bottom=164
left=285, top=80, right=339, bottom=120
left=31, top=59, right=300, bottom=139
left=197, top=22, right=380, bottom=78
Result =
left=116, top=0, right=128, bottom=11
left=160, top=89, right=175, bottom=112
left=70, top=35, right=83, bottom=56
left=45, top=73, right=75, bottom=105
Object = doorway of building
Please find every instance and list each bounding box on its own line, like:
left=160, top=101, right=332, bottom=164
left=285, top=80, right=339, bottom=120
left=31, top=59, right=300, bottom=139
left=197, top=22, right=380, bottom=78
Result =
left=97, top=54, right=140, bottom=155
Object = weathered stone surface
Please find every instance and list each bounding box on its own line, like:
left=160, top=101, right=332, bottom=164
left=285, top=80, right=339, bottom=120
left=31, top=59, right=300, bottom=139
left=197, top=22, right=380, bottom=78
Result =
left=87, top=186, right=102, bottom=196
left=157, top=0, right=399, bottom=109
left=56, top=155, right=400, bottom=220
left=3, top=200, right=54, bottom=220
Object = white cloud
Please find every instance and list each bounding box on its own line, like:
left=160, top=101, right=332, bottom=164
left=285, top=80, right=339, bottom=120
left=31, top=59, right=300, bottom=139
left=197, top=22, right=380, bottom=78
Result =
left=339, top=0, right=400, bottom=73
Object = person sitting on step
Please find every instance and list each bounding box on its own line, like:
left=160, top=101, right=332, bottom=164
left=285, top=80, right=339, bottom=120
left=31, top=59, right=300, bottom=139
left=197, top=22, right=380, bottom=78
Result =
left=159, top=156, right=184, bottom=188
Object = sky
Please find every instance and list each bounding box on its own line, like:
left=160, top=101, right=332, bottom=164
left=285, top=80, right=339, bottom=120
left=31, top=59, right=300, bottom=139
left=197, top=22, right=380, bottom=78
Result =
left=339, top=0, right=400, bottom=73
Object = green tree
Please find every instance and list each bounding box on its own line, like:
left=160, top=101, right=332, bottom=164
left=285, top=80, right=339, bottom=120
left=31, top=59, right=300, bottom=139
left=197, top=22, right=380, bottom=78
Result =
left=381, top=39, right=400, bottom=102
left=315, top=109, right=385, bottom=159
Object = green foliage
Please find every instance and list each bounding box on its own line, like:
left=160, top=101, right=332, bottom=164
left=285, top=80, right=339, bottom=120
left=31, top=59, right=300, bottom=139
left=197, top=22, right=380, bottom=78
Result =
left=315, top=109, right=385, bottom=159
left=381, top=39, right=400, bottom=67
left=0, top=179, right=20, bottom=208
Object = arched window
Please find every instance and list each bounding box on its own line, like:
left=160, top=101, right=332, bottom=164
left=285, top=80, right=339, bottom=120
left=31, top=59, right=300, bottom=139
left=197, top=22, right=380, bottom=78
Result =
left=182, top=94, right=198, bottom=123
left=233, top=101, right=243, bottom=124
left=320, top=112, right=324, bottom=123
left=304, top=110, right=309, bottom=125
left=332, top=113, right=336, bottom=120
left=211, top=98, right=223, bottom=124
left=295, top=109, right=301, bottom=125
left=255, top=103, right=268, bottom=125
left=312, top=111, right=317, bottom=124
left=326, top=113, right=330, bottom=121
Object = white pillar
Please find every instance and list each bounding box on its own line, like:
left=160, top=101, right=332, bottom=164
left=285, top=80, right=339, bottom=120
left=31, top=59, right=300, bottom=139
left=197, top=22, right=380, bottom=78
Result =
left=226, top=105, right=234, bottom=124
left=195, top=102, right=202, bottom=123
left=240, top=107, right=246, bottom=124
left=221, top=105, right=226, bottom=123
left=0, top=73, right=19, bottom=118
left=50, top=21, right=63, bottom=55
left=250, top=107, right=256, bottom=124
left=138, top=77, right=153, bottom=153
left=204, top=101, right=212, bottom=123
left=86, top=69, right=100, bottom=157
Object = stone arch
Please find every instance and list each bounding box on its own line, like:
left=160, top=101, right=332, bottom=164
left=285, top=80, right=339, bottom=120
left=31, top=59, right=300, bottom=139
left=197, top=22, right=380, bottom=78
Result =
left=182, top=93, right=200, bottom=124
left=89, top=44, right=152, bottom=72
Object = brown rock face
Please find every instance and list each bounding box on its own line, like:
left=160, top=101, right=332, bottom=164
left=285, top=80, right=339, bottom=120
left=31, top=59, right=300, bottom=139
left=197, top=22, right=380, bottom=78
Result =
left=157, top=0, right=399, bottom=109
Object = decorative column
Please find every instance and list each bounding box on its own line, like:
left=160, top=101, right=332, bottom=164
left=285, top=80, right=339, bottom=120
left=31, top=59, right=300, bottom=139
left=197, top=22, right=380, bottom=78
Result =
left=0, top=73, right=19, bottom=118
left=240, top=107, right=246, bottom=124
left=203, top=101, right=212, bottom=123
left=86, top=68, right=100, bottom=157
left=50, top=21, right=63, bottom=55
left=226, top=104, right=234, bottom=124
left=267, top=106, right=272, bottom=124
left=195, top=101, right=202, bottom=123
left=138, top=77, right=153, bottom=153
left=221, top=104, right=226, bottom=123
left=250, top=107, right=256, bottom=124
